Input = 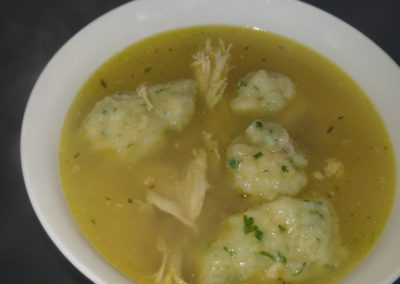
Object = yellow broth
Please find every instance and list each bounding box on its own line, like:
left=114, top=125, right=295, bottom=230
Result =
left=59, top=26, right=395, bottom=283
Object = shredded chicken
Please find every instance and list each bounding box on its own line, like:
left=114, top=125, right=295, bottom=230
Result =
left=144, top=176, right=156, bottom=188
left=151, top=239, right=188, bottom=284
left=202, top=131, right=220, bottom=162
left=313, top=158, right=344, bottom=180
left=146, top=149, right=208, bottom=229
left=324, top=158, right=344, bottom=178
left=137, top=85, right=154, bottom=112
left=191, top=39, right=232, bottom=109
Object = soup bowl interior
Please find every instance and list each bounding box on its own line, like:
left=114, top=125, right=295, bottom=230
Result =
left=21, top=0, right=400, bottom=283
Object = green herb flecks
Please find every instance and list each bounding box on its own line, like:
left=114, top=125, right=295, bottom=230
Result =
left=277, top=251, right=287, bottom=264
left=228, top=158, right=240, bottom=169
left=243, top=215, right=264, bottom=241
left=236, top=80, right=247, bottom=90
left=281, top=165, right=289, bottom=173
left=243, top=215, right=255, bottom=233
left=293, top=262, right=306, bottom=276
left=259, top=251, right=275, bottom=261
left=128, top=198, right=133, bottom=204
left=278, top=224, right=287, bottom=233
left=254, top=228, right=263, bottom=241
left=253, top=152, right=263, bottom=159
left=259, top=251, right=287, bottom=264
left=100, top=79, right=107, bottom=88
left=310, top=209, right=324, bottom=219
left=144, top=67, right=153, bottom=73
left=73, top=153, right=80, bottom=159
left=91, top=219, right=96, bottom=225
left=155, top=88, right=165, bottom=94
left=255, top=120, right=263, bottom=128
left=223, top=246, right=237, bottom=257
left=304, top=200, right=322, bottom=206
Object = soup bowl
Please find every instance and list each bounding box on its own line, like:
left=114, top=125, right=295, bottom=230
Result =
left=21, top=0, right=400, bottom=283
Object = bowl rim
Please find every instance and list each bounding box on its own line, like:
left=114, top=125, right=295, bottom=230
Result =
left=21, top=0, right=400, bottom=283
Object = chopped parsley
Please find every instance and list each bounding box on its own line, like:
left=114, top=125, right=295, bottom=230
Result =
left=155, top=88, right=165, bottom=94
left=228, top=158, right=240, bottom=169
left=255, top=120, right=263, bottom=128
left=91, top=219, right=96, bottom=225
left=326, top=126, right=334, bottom=134
left=236, top=80, right=247, bottom=90
left=100, top=79, right=107, bottom=88
left=304, top=200, right=322, bottom=206
left=281, top=165, right=289, bottom=173
left=243, top=215, right=255, bottom=233
left=223, top=246, right=237, bottom=257
left=126, top=143, right=133, bottom=148
left=128, top=198, right=133, bottom=204
left=293, top=262, right=306, bottom=276
left=276, top=251, right=287, bottom=264
left=144, top=67, right=153, bottom=73
left=243, top=215, right=264, bottom=241
left=73, top=152, right=80, bottom=159
left=259, top=251, right=287, bottom=264
left=259, top=251, right=275, bottom=261
left=254, top=228, right=263, bottom=241
left=310, top=209, right=324, bottom=219
left=253, top=152, right=263, bottom=159
left=278, top=224, right=287, bottom=232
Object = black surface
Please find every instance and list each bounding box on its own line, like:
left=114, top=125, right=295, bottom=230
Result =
left=1, top=0, right=399, bottom=283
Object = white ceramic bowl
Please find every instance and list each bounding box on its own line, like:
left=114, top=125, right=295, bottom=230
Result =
left=21, top=0, right=400, bottom=283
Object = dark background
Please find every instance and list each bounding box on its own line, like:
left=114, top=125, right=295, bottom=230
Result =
left=1, top=0, right=399, bottom=283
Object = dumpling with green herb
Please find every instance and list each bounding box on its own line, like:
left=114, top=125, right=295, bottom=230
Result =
left=226, top=120, right=307, bottom=201
left=231, top=69, right=295, bottom=114
left=82, top=79, right=197, bottom=163
left=198, top=197, right=347, bottom=284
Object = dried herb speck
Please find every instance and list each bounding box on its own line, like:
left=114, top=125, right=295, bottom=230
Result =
left=100, top=79, right=107, bottom=88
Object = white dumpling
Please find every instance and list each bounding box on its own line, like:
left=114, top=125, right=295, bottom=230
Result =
left=82, top=80, right=196, bottom=163
left=226, top=120, right=307, bottom=201
left=198, top=197, right=347, bottom=284
left=231, top=70, right=295, bottom=114
left=148, top=80, right=197, bottom=130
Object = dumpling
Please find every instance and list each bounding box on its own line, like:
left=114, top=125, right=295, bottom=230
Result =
left=82, top=79, right=197, bottom=163
left=231, top=70, right=295, bottom=114
left=226, top=120, right=307, bottom=201
left=149, top=80, right=198, bottom=130
left=198, top=197, right=347, bottom=284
